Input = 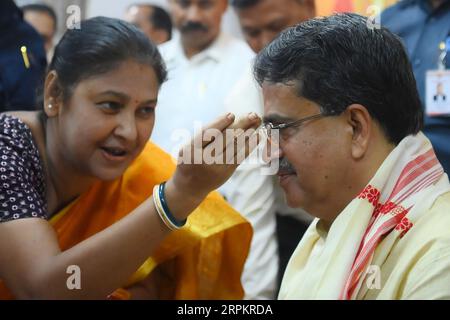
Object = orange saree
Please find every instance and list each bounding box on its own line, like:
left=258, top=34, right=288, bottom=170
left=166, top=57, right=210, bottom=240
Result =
left=0, top=142, right=252, bottom=299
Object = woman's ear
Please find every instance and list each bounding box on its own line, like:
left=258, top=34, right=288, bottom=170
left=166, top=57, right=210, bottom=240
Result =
left=346, top=104, right=371, bottom=160
left=43, top=71, right=63, bottom=118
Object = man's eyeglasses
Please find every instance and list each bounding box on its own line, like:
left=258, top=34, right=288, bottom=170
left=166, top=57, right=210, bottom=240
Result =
left=261, top=113, right=325, bottom=141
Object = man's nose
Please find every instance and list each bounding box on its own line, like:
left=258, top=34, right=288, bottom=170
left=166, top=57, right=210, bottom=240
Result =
left=186, top=5, right=202, bottom=22
left=262, top=135, right=282, bottom=163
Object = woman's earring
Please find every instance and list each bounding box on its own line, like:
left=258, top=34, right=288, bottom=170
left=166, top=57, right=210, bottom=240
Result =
left=48, top=104, right=53, bottom=109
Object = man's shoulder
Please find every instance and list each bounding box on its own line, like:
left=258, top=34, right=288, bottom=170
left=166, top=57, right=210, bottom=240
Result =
left=157, top=33, right=254, bottom=63
left=401, top=192, right=450, bottom=298
left=382, top=0, right=417, bottom=13
left=219, top=33, right=254, bottom=58
left=409, top=191, right=450, bottom=247
left=157, top=38, right=178, bottom=60
left=429, top=190, right=450, bottom=217
left=377, top=191, right=450, bottom=299
left=388, top=191, right=450, bottom=257
left=381, top=0, right=417, bottom=22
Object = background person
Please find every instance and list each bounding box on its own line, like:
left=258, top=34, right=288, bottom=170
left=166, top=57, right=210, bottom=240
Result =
left=0, top=0, right=47, bottom=112
left=151, top=0, right=279, bottom=299
left=125, top=3, right=173, bottom=44
left=382, top=0, right=450, bottom=173
left=229, top=0, right=316, bottom=293
left=21, top=2, right=57, bottom=61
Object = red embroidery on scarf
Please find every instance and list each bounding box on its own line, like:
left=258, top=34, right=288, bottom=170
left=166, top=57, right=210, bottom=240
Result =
left=340, top=145, right=443, bottom=300
left=358, top=185, right=381, bottom=206
left=372, top=202, right=383, bottom=220
left=345, top=191, right=412, bottom=299
left=395, top=216, right=413, bottom=238
left=379, top=201, right=396, bottom=215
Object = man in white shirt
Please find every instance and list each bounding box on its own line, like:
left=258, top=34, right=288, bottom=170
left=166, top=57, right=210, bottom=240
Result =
left=152, top=0, right=278, bottom=299
left=228, top=0, right=315, bottom=293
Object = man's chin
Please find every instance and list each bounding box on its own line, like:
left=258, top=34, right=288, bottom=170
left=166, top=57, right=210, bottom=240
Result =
left=181, top=33, right=212, bottom=49
left=181, top=30, right=208, bottom=40
left=285, top=193, right=303, bottom=209
left=278, top=173, right=297, bottom=190
left=279, top=175, right=304, bottom=207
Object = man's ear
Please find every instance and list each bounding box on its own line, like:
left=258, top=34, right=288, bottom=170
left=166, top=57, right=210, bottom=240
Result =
left=152, top=29, right=170, bottom=45
left=304, top=0, right=316, bottom=18
left=298, top=0, right=316, bottom=16
left=345, top=104, right=371, bottom=160
left=219, top=0, right=228, bottom=14
left=43, top=71, right=63, bottom=118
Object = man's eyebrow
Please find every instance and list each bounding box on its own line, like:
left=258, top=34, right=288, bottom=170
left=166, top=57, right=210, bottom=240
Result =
left=263, top=114, right=294, bottom=124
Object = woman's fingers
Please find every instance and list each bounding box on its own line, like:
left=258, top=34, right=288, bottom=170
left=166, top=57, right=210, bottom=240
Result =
left=219, top=113, right=262, bottom=164
left=178, top=112, right=262, bottom=165
left=200, top=113, right=236, bottom=148
left=228, top=112, right=261, bottom=131
left=178, top=113, right=235, bottom=161
left=225, top=127, right=261, bottom=166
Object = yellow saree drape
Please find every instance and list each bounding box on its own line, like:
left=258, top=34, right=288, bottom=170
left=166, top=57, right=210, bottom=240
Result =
left=0, top=142, right=252, bottom=299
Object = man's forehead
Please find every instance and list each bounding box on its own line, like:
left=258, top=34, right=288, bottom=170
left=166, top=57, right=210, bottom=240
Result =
left=174, top=0, right=217, bottom=6
left=238, top=0, right=290, bottom=16
left=240, top=7, right=289, bottom=28
left=263, top=113, right=296, bottom=124
left=262, top=83, right=321, bottom=117
left=262, top=82, right=297, bottom=99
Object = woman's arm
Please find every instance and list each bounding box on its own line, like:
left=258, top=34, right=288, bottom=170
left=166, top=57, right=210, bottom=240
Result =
left=0, top=188, right=200, bottom=299
left=0, top=113, right=260, bottom=299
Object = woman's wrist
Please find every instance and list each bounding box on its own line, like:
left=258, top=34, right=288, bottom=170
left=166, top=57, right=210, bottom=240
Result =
left=163, top=178, right=207, bottom=222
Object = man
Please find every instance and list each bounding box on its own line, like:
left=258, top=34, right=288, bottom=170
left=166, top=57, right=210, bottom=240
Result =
left=231, top=0, right=315, bottom=52
left=382, top=0, right=450, bottom=174
left=151, top=0, right=278, bottom=299
left=21, top=3, right=57, bottom=61
left=254, top=13, right=450, bottom=299
left=125, top=4, right=172, bottom=44
left=0, top=0, right=47, bottom=112
left=229, top=0, right=316, bottom=292
left=434, top=82, right=447, bottom=102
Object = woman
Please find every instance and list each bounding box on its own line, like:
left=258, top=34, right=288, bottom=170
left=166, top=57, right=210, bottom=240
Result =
left=0, top=17, right=260, bottom=299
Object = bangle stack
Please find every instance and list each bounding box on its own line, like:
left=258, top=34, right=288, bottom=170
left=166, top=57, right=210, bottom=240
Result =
left=153, top=182, right=187, bottom=231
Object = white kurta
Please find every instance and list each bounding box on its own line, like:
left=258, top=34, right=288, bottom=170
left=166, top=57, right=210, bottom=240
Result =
left=152, top=32, right=278, bottom=299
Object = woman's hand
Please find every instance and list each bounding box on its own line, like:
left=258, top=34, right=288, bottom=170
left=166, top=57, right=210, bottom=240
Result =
left=165, top=112, right=261, bottom=220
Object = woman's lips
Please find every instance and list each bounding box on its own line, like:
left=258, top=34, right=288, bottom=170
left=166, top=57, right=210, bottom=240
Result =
left=100, top=147, right=128, bottom=162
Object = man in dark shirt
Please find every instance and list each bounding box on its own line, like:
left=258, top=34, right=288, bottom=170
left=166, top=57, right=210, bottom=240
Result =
left=0, top=0, right=47, bottom=112
left=382, top=0, right=450, bottom=173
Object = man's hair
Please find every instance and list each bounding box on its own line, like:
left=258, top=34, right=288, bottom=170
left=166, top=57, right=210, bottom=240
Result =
left=21, top=3, right=57, bottom=31
left=230, top=0, right=304, bottom=9
left=230, top=0, right=262, bottom=9
left=254, top=13, right=423, bottom=145
left=133, top=4, right=173, bottom=40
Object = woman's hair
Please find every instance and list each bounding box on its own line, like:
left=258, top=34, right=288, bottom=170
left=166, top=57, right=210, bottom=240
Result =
left=43, top=16, right=167, bottom=106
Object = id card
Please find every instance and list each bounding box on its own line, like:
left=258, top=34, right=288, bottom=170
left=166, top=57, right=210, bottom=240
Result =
left=425, top=70, right=450, bottom=116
